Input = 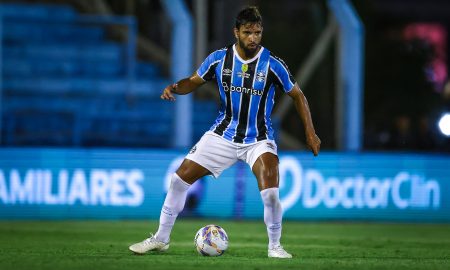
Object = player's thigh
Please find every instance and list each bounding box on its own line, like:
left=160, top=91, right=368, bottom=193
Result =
left=251, top=152, right=280, bottom=191
left=180, top=132, right=238, bottom=183
left=176, top=159, right=211, bottom=184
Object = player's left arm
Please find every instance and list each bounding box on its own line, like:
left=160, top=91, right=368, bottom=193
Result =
left=287, top=84, right=321, bottom=156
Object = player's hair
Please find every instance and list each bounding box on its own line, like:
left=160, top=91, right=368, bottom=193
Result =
left=235, top=6, right=262, bottom=29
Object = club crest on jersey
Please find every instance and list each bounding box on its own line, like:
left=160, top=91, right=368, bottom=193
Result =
left=256, top=71, right=266, bottom=82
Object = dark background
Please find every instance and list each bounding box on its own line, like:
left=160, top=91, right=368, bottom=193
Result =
left=2, top=0, right=450, bottom=152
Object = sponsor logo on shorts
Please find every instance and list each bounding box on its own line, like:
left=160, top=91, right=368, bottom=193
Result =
left=266, top=142, right=276, bottom=150
left=189, top=145, right=197, bottom=154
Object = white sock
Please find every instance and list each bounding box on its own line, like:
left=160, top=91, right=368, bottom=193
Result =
left=155, top=173, right=190, bottom=243
left=260, top=187, right=283, bottom=249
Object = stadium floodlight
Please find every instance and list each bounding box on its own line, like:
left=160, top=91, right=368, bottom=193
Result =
left=438, top=113, right=450, bottom=136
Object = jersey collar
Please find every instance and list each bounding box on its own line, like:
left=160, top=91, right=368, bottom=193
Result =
left=233, top=44, right=264, bottom=64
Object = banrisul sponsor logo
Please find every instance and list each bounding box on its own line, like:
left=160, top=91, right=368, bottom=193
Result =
left=0, top=169, right=144, bottom=206
left=278, top=156, right=441, bottom=211
left=221, top=82, right=263, bottom=96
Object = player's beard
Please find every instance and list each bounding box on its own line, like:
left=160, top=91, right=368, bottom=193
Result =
left=238, top=38, right=259, bottom=57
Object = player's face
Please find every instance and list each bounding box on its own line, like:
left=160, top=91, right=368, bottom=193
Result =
left=234, top=23, right=263, bottom=55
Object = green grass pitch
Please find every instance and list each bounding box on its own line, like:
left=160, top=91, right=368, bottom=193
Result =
left=0, top=220, right=449, bottom=270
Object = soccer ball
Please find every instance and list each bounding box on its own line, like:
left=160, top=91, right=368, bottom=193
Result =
left=194, top=224, right=229, bottom=256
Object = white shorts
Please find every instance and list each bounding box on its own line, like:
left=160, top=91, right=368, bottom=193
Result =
left=185, top=131, right=278, bottom=178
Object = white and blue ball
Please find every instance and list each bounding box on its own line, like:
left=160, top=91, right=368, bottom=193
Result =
left=194, top=224, right=229, bottom=256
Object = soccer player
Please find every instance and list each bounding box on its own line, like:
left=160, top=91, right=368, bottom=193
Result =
left=129, top=6, right=320, bottom=259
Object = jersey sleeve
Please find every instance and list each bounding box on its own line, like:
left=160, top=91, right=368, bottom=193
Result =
left=196, top=50, right=223, bottom=81
left=269, top=55, right=296, bottom=93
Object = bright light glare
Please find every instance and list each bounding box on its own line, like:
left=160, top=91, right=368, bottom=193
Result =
left=438, top=113, right=450, bottom=136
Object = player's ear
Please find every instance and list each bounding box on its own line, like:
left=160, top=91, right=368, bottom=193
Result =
left=233, top=27, right=239, bottom=39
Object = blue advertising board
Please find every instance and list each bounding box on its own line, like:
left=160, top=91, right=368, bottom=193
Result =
left=0, top=148, right=449, bottom=222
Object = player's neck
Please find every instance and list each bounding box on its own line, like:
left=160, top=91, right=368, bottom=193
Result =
left=235, top=43, right=261, bottom=60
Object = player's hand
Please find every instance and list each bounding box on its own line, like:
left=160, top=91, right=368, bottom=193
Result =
left=306, top=133, right=321, bottom=156
left=161, top=83, right=177, bottom=101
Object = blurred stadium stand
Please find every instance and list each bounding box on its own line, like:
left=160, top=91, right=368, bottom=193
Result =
left=0, top=3, right=217, bottom=148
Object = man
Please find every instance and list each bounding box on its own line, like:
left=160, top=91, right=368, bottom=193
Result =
left=129, top=6, right=320, bottom=259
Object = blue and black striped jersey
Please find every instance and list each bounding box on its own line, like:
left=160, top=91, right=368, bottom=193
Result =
left=197, top=44, right=296, bottom=144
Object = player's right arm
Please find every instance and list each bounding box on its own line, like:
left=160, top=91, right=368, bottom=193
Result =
left=161, top=48, right=225, bottom=101
left=161, top=73, right=205, bottom=101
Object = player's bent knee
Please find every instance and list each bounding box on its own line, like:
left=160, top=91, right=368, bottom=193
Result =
left=175, top=159, right=210, bottom=184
